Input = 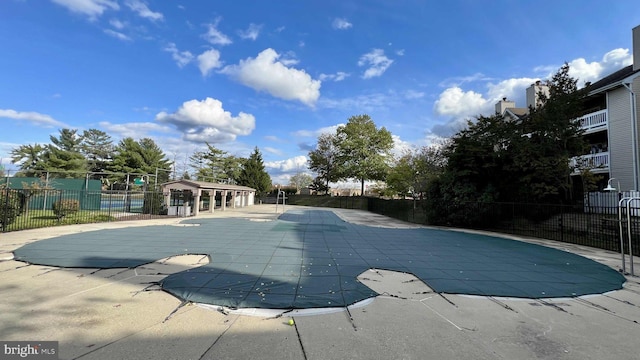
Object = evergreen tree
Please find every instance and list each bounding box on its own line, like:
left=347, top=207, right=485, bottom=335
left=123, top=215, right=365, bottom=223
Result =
left=238, top=147, right=272, bottom=198
left=109, top=137, right=172, bottom=187
left=44, top=129, right=87, bottom=178
left=81, top=129, right=114, bottom=173
left=10, top=144, right=47, bottom=177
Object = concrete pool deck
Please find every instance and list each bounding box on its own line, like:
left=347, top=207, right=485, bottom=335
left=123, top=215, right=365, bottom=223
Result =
left=1, top=205, right=640, bottom=359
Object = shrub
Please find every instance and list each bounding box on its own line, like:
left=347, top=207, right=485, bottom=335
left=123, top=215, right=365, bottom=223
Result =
left=52, top=199, right=80, bottom=219
left=143, top=192, right=166, bottom=215
left=0, top=189, right=22, bottom=230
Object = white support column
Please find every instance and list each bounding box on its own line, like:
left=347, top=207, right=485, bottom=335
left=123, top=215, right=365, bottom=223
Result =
left=193, top=189, right=201, bottom=216
left=209, top=190, right=215, bottom=213
left=163, top=190, right=171, bottom=210
left=232, top=190, right=237, bottom=208
left=222, top=190, right=227, bottom=211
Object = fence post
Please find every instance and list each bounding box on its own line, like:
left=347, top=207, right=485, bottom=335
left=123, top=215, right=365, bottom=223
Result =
left=559, top=211, right=564, bottom=243
left=1, top=188, right=8, bottom=232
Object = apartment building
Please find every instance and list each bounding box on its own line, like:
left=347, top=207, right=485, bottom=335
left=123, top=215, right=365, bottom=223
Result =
left=496, top=25, right=640, bottom=193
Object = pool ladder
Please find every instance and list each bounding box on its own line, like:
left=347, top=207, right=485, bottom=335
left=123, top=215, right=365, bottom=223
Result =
left=617, top=197, right=640, bottom=276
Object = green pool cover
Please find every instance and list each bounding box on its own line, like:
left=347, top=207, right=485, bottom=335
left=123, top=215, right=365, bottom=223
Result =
left=13, top=209, right=625, bottom=309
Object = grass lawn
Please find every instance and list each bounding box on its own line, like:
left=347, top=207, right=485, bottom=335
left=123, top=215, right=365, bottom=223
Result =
left=5, top=209, right=116, bottom=232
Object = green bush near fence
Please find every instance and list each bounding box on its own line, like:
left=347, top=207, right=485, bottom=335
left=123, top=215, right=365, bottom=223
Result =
left=0, top=190, right=22, bottom=230
left=143, top=192, right=167, bottom=215
left=52, top=199, right=80, bottom=219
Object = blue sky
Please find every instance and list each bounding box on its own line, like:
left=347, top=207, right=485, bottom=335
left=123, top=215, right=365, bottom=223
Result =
left=1, top=0, right=639, bottom=185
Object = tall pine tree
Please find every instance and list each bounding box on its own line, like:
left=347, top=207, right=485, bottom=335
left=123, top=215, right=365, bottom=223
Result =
left=238, top=147, right=272, bottom=199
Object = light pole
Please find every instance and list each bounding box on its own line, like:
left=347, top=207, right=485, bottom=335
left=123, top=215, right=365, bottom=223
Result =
left=605, top=177, right=627, bottom=273
left=604, top=177, right=621, bottom=194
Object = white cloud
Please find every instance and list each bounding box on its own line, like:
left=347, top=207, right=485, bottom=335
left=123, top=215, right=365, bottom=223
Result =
left=434, top=77, right=537, bottom=119
left=238, top=23, right=262, bottom=41
left=125, top=0, right=163, bottom=21
left=568, top=48, right=633, bottom=85
left=155, top=98, right=255, bottom=143
left=535, top=48, right=633, bottom=86
left=265, top=155, right=308, bottom=173
left=104, top=29, right=131, bottom=41
left=485, top=77, right=538, bottom=104
left=51, top=0, right=119, bottom=19
left=163, top=43, right=193, bottom=68
left=404, top=90, right=425, bottom=99
left=396, top=49, right=405, bottom=56
left=434, top=87, right=487, bottom=118
left=438, top=73, right=494, bottom=88
left=358, top=49, right=393, bottom=79
left=292, top=124, right=342, bottom=138
left=332, top=18, right=352, bottom=30
left=0, top=109, right=66, bottom=128
left=109, top=18, right=125, bottom=29
left=319, top=92, right=399, bottom=112
left=221, top=48, right=321, bottom=106
left=264, top=135, right=280, bottom=142
left=391, top=134, right=414, bottom=158
left=98, top=121, right=172, bottom=139
left=197, top=49, right=222, bottom=76
left=319, top=71, right=350, bottom=82
left=202, top=18, right=232, bottom=46
left=263, top=147, right=284, bottom=156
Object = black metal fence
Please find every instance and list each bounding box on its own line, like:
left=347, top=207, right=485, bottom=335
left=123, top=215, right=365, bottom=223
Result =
left=4, top=189, right=640, bottom=256
left=1, top=188, right=169, bottom=232
left=366, top=198, right=639, bottom=254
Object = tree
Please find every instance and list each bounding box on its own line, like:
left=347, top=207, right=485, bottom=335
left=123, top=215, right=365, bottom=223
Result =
left=44, top=129, right=87, bottom=178
left=109, top=137, right=172, bottom=187
left=308, top=132, right=341, bottom=192
left=238, top=147, right=272, bottom=199
left=11, top=144, right=46, bottom=177
left=511, top=63, right=587, bottom=203
left=189, top=144, right=244, bottom=184
left=427, top=63, right=587, bottom=213
left=334, top=114, right=394, bottom=196
left=50, top=128, right=83, bottom=152
left=309, top=176, right=329, bottom=194
left=386, top=151, right=415, bottom=197
left=289, top=172, right=313, bottom=193
left=387, top=145, right=446, bottom=205
left=81, top=129, right=114, bottom=173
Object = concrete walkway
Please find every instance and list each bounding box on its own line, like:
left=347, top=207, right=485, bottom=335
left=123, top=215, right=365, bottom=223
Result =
left=1, top=205, right=640, bottom=360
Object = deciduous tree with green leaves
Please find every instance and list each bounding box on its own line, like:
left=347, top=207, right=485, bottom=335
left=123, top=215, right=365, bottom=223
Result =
left=308, top=132, right=341, bottom=193
left=334, top=114, right=394, bottom=196
left=289, top=172, right=313, bottom=193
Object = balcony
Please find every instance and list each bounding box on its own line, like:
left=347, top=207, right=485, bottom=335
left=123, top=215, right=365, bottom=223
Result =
left=570, top=151, right=609, bottom=174
left=578, top=109, right=607, bottom=133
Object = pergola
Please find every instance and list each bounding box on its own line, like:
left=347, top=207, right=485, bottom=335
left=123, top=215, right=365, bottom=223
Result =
left=160, top=180, right=256, bottom=216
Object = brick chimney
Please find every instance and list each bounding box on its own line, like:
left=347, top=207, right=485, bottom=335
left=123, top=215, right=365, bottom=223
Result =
left=634, top=25, right=640, bottom=71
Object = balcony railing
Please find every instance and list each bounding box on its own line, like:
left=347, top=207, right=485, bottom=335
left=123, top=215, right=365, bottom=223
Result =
left=570, top=151, right=609, bottom=173
left=578, top=109, right=607, bottom=133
